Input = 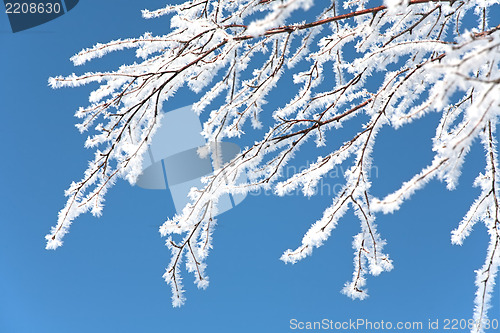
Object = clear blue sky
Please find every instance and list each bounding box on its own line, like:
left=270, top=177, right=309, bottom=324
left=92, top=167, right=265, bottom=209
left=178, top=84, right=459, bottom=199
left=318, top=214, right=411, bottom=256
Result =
left=0, top=1, right=498, bottom=333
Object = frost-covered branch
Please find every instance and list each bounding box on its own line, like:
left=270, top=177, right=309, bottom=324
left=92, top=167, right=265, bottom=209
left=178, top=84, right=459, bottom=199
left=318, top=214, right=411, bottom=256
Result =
left=49, top=1, right=499, bottom=330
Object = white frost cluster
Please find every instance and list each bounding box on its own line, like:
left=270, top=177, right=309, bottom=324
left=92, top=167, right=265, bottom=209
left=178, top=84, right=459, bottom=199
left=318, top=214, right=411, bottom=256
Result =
left=48, top=1, right=500, bottom=331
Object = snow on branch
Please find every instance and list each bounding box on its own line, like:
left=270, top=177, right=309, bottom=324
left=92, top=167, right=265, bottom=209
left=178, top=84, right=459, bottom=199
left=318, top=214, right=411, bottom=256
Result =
left=49, top=1, right=499, bottom=331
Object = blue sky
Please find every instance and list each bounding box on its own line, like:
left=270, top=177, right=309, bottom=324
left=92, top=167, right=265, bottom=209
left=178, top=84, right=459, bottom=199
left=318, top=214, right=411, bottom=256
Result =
left=0, top=1, right=499, bottom=333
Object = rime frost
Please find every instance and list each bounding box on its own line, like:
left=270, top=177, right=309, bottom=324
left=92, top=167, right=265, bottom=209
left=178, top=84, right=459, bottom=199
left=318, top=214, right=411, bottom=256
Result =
left=48, top=1, right=499, bottom=331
